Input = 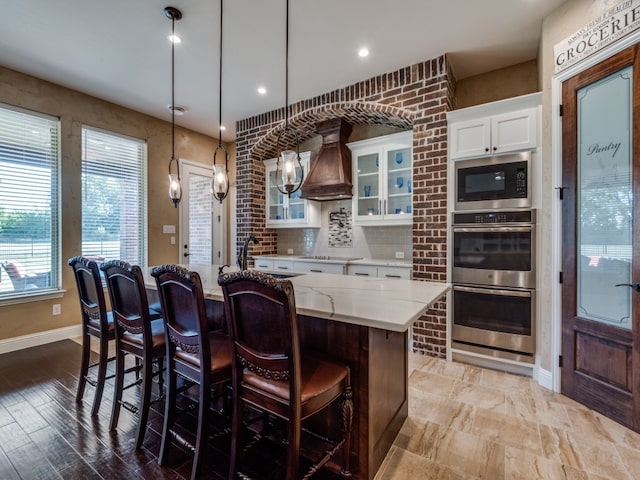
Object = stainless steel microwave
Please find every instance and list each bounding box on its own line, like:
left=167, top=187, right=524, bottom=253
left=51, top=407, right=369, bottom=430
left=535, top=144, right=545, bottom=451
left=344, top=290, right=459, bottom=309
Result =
left=454, top=152, right=531, bottom=211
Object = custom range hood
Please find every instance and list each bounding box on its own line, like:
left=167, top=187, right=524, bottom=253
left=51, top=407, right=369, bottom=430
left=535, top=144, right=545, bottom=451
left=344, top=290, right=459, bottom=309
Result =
left=300, top=118, right=353, bottom=201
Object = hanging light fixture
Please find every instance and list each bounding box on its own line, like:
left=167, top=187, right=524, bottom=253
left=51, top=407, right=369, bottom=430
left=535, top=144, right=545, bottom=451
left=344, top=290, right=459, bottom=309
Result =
left=210, top=0, right=230, bottom=203
left=274, top=0, right=304, bottom=197
left=165, top=6, right=183, bottom=208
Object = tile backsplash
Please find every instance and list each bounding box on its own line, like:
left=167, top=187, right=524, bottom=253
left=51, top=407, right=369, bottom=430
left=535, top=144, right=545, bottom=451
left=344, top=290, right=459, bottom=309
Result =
left=277, top=199, right=412, bottom=259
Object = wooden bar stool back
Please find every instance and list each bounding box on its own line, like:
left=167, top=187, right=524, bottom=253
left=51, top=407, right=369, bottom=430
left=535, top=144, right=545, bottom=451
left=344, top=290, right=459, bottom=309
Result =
left=100, top=260, right=165, bottom=449
left=68, top=255, right=114, bottom=417
left=151, top=264, right=232, bottom=480
left=218, top=270, right=353, bottom=480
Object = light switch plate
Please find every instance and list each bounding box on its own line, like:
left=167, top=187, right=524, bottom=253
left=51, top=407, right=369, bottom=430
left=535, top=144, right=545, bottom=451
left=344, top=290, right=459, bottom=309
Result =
left=163, top=224, right=176, bottom=234
left=395, top=251, right=405, bottom=259
left=287, top=248, right=294, bottom=255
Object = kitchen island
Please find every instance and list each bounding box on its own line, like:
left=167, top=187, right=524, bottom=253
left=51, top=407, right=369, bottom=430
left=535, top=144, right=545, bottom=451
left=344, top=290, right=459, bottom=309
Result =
left=144, top=265, right=449, bottom=479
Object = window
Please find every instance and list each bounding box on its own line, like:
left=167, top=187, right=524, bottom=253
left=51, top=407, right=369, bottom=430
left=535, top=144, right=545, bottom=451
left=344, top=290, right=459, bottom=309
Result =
left=81, top=127, right=147, bottom=266
left=0, top=104, right=60, bottom=299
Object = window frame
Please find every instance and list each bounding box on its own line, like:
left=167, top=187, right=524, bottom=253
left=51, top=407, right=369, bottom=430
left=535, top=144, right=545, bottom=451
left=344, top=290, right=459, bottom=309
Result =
left=80, top=125, right=148, bottom=268
left=0, top=102, right=62, bottom=305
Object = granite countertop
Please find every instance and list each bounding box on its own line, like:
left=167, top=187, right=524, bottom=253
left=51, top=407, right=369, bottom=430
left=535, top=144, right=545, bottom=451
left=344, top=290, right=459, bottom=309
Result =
left=143, top=264, right=448, bottom=333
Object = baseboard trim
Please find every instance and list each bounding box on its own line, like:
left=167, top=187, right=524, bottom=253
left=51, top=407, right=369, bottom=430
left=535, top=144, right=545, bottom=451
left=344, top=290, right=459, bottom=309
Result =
left=535, top=366, right=553, bottom=391
left=0, top=325, right=82, bottom=355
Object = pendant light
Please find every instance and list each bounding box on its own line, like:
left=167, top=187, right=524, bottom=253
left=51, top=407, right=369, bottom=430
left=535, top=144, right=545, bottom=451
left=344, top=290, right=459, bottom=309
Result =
left=165, top=6, right=182, bottom=208
left=210, top=0, right=230, bottom=203
left=274, top=0, right=304, bottom=197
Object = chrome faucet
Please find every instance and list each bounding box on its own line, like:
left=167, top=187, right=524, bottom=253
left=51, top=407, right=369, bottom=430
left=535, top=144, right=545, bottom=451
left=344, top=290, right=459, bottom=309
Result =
left=238, top=235, right=259, bottom=270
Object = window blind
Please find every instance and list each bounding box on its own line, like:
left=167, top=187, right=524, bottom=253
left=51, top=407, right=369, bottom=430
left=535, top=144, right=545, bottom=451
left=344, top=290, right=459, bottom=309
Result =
left=81, top=127, right=147, bottom=266
left=0, top=104, right=59, bottom=297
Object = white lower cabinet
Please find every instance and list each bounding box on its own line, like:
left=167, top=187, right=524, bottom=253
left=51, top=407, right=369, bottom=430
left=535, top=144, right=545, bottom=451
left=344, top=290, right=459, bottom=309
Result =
left=378, top=266, right=411, bottom=280
left=254, top=258, right=274, bottom=271
left=273, top=259, right=294, bottom=273
left=347, top=265, right=378, bottom=277
left=254, top=257, right=411, bottom=279
left=347, top=264, right=411, bottom=279
left=294, top=261, right=345, bottom=275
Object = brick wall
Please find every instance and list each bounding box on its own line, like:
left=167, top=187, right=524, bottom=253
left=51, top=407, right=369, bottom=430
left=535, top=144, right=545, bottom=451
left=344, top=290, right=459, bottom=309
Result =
left=235, top=55, right=456, bottom=358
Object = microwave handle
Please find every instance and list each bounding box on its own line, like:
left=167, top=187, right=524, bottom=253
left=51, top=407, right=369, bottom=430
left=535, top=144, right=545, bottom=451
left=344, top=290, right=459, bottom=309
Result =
left=454, top=285, right=532, bottom=298
left=452, top=226, right=533, bottom=233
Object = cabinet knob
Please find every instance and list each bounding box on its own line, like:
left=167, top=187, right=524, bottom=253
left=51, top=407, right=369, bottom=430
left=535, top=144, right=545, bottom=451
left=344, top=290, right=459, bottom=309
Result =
left=484, top=147, right=489, bottom=152
left=493, top=146, right=497, bottom=151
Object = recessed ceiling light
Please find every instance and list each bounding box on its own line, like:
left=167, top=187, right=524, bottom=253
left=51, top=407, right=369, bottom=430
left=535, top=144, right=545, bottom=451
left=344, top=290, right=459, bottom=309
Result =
left=168, top=34, right=181, bottom=44
left=257, top=86, right=267, bottom=95
left=358, top=48, right=370, bottom=58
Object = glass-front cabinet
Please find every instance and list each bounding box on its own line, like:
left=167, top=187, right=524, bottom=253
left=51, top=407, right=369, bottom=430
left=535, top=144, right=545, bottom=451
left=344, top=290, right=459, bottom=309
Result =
left=264, top=152, right=320, bottom=228
left=348, top=131, right=412, bottom=225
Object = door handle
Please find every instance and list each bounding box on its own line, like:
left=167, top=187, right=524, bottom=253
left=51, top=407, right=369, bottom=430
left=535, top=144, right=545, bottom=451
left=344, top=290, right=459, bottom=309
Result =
left=615, top=282, right=640, bottom=291
left=183, top=244, right=190, bottom=258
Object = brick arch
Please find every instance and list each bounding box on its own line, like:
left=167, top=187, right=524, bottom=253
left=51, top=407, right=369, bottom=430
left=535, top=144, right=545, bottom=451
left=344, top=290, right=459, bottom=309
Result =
left=235, top=55, right=455, bottom=358
left=249, top=103, right=417, bottom=161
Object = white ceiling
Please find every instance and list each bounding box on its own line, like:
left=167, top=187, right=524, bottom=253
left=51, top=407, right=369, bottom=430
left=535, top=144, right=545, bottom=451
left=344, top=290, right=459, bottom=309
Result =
left=0, top=0, right=566, bottom=141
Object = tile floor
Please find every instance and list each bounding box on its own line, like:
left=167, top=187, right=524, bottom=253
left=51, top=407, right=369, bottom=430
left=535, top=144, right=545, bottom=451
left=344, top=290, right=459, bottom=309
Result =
left=374, top=354, right=640, bottom=480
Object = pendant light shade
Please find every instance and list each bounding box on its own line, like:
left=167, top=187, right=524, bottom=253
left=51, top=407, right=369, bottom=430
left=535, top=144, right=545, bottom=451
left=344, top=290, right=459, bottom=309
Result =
left=211, top=0, right=230, bottom=203
left=274, top=0, right=303, bottom=197
left=165, top=6, right=182, bottom=208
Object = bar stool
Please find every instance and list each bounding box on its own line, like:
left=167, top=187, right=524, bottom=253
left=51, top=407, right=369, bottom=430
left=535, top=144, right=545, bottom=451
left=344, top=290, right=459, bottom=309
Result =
left=100, top=260, right=165, bottom=449
left=68, top=256, right=114, bottom=417
left=218, top=270, right=353, bottom=480
left=151, top=264, right=232, bottom=480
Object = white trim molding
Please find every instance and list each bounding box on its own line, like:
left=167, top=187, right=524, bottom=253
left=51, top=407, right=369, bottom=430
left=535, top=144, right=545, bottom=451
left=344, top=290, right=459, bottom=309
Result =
left=0, top=324, right=82, bottom=355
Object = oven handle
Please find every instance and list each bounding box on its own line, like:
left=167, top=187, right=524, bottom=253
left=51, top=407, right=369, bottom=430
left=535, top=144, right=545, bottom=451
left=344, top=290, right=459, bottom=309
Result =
left=452, top=226, right=533, bottom=233
left=453, top=285, right=532, bottom=298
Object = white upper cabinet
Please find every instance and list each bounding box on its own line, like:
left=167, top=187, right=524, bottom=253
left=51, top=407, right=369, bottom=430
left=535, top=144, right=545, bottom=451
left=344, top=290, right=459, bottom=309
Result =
left=264, top=152, right=321, bottom=228
left=449, top=107, right=537, bottom=160
left=348, top=131, right=413, bottom=226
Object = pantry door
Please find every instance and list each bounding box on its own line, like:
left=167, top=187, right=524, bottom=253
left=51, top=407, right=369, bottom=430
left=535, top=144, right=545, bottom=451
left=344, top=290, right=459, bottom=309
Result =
left=179, top=161, right=225, bottom=265
left=561, top=44, right=640, bottom=432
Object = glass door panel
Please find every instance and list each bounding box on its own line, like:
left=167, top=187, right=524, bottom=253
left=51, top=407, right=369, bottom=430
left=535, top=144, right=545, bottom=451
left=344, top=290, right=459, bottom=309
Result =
left=577, top=66, right=632, bottom=328
left=357, top=152, right=380, bottom=216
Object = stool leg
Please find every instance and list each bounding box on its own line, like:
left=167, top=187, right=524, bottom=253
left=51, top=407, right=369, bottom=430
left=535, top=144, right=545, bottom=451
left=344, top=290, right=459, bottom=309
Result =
left=76, top=329, right=90, bottom=404
left=135, top=354, right=153, bottom=449
left=109, top=345, right=125, bottom=431
left=191, top=376, right=210, bottom=480
left=228, top=391, right=243, bottom=480
left=286, top=407, right=301, bottom=480
left=159, top=354, right=176, bottom=466
left=91, top=333, right=109, bottom=416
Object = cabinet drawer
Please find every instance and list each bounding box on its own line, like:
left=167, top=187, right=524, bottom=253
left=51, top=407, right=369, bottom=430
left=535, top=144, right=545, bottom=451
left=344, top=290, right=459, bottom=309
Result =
left=347, top=265, right=378, bottom=277
left=254, top=258, right=274, bottom=270
left=294, top=261, right=345, bottom=275
left=273, top=260, right=294, bottom=272
left=378, top=266, right=411, bottom=280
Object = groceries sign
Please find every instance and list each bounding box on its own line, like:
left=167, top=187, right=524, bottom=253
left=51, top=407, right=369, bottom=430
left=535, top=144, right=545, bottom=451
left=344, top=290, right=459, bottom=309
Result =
left=555, top=0, right=640, bottom=74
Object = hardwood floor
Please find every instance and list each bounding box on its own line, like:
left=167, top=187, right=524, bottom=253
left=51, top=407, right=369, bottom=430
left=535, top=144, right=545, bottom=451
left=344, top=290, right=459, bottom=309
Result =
left=2, top=340, right=640, bottom=479
left=0, top=340, right=341, bottom=480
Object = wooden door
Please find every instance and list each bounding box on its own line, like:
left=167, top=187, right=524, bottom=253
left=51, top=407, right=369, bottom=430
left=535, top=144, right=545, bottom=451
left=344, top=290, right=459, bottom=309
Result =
left=562, top=44, right=640, bottom=431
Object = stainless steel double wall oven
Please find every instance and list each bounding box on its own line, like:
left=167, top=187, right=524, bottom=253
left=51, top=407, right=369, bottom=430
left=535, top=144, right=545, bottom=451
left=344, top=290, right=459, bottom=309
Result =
left=452, top=152, right=536, bottom=363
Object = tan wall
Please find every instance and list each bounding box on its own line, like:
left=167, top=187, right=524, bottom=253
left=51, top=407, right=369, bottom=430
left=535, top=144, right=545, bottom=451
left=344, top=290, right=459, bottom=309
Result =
left=0, top=66, right=233, bottom=341
left=456, top=60, right=539, bottom=109
left=537, top=0, right=613, bottom=372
